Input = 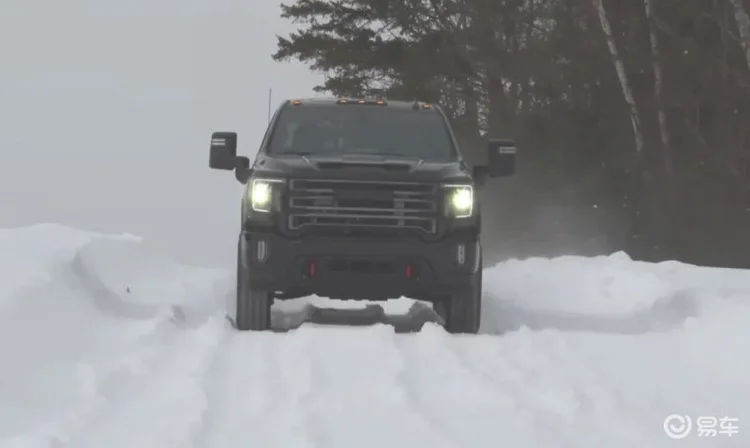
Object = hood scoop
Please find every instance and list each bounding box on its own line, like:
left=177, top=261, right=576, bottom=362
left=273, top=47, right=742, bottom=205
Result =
left=315, top=161, right=412, bottom=171
left=312, top=154, right=417, bottom=172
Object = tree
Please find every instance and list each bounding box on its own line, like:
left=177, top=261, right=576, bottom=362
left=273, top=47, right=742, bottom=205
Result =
left=274, top=0, right=750, bottom=266
left=728, top=0, right=750, bottom=70
left=593, top=0, right=645, bottom=155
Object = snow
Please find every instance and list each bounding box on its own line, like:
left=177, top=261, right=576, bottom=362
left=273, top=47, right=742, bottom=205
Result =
left=0, top=224, right=748, bottom=447
left=1, top=1, right=748, bottom=446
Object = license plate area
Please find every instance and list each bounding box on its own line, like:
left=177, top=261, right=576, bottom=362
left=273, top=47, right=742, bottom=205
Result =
left=329, top=259, right=395, bottom=274
left=301, top=256, right=416, bottom=279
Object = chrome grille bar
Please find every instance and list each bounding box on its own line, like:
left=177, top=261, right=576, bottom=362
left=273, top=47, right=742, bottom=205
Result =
left=287, top=179, right=438, bottom=235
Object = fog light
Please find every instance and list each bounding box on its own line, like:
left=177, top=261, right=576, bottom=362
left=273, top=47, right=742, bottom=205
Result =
left=457, top=244, right=466, bottom=265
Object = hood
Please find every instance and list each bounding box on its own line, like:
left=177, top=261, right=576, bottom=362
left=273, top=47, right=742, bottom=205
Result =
left=252, top=153, right=472, bottom=183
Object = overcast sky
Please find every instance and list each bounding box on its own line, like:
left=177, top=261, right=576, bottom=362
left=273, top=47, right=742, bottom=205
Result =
left=0, top=0, right=322, bottom=267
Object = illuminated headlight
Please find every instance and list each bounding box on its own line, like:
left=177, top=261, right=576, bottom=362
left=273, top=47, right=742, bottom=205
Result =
left=444, top=184, right=474, bottom=218
left=248, top=178, right=284, bottom=212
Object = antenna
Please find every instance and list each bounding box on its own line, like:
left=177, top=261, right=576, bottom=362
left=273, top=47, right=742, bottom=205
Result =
left=267, top=88, right=272, bottom=123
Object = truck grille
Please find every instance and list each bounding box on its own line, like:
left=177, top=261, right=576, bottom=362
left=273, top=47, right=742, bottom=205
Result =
left=286, top=179, right=438, bottom=237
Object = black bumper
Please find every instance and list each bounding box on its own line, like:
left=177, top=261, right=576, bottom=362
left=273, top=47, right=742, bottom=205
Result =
left=240, top=232, right=481, bottom=300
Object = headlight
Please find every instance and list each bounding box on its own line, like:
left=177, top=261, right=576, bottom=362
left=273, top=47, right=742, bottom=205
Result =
left=248, top=178, right=284, bottom=212
left=444, top=184, right=473, bottom=218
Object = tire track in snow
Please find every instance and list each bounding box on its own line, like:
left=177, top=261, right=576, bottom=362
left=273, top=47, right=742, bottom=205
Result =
left=60, top=314, right=228, bottom=448
left=451, top=329, right=652, bottom=447
left=449, top=330, right=581, bottom=447
left=192, top=326, right=319, bottom=448
left=195, top=324, right=461, bottom=448
left=389, top=330, right=460, bottom=448
left=395, top=324, right=544, bottom=448
left=275, top=326, right=327, bottom=448
left=282, top=325, right=455, bottom=448
left=0, top=310, right=182, bottom=448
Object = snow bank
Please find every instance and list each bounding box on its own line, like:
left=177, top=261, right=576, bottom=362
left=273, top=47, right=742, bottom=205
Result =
left=70, top=230, right=228, bottom=317
left=1, top=223, right=749, bottom=447
left=0, top=224, right=227, bottom=444
left=3, top=222, right=748, bottom=337
left=482, top=251, right=750, bottom=335
left=0, top=224, right=134, bottom=306
left=0, top=223, right=226, bottom=315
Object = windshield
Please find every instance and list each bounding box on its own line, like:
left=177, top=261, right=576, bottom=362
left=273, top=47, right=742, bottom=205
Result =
left=266, top=104, right=458, bottom=161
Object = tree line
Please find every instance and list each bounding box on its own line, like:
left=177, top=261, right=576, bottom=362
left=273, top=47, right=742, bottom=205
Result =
left=272, top=0, right=750, bottom=267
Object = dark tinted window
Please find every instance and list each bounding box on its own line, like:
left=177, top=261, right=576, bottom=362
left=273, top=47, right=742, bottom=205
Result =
left=267, top=104, right=457, bottom=161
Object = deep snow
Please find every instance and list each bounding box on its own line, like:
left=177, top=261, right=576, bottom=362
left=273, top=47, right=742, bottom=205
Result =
left=3, top=1, right=746, bottom=446
left=0, top=223, right=747, bottom=447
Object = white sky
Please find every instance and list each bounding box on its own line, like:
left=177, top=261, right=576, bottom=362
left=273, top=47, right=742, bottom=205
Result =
left=0, top=0, right=323, bottom=267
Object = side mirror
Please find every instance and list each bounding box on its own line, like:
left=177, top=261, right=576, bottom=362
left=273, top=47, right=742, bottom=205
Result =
left=209, top=131, right=238, bottom=170
left=209, top=131, right=253, bottom=184
left=234, top=157, right=252, bottom=183
left=486, top=137, right=516, bottom=177
left=472, top=165, right=489, bottom=186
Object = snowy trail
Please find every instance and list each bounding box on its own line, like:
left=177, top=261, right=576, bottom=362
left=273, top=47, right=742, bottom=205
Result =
left=1, top=225, right=749, bottom=447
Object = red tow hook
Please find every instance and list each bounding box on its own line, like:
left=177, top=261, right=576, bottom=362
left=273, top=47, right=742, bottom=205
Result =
left=405, top=263, right=412, bottom=278
left=308, top=261, right=316, bottom=277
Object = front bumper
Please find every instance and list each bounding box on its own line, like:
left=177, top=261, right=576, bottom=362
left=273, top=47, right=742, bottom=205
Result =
left=240, top=232, right=481, bottom=300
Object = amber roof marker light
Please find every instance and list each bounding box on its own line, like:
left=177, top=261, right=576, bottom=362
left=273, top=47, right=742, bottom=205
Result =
left=336, top=97, right=388, bottom=105
left=411, top=99, right=433, bottom=110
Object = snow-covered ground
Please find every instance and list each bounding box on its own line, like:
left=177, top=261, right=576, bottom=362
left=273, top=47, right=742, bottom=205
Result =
left=0, top=223, right=747, bottom=447
left=4, top=0, right=746, bottom=446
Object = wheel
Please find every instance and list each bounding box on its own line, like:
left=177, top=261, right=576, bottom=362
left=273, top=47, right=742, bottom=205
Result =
left=435, top=267, right=482, bottom=334
left=234, top=238, right=272, bottom=331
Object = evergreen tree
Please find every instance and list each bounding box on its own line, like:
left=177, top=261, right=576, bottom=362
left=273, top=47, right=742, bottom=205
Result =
left=274, top=0, right=750, bottom=267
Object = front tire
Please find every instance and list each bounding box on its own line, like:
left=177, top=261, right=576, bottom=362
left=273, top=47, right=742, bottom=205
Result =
left=435, top=267, right=482, bottom=334
left=234, top=239, right=272, bottom=331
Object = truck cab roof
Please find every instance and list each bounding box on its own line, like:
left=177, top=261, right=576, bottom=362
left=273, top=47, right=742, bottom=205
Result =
left=282, top=97, right=440, bottom=111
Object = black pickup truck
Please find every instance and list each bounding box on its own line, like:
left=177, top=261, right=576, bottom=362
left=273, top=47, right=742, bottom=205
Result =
left=208, top=97, right=516, bottom=333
